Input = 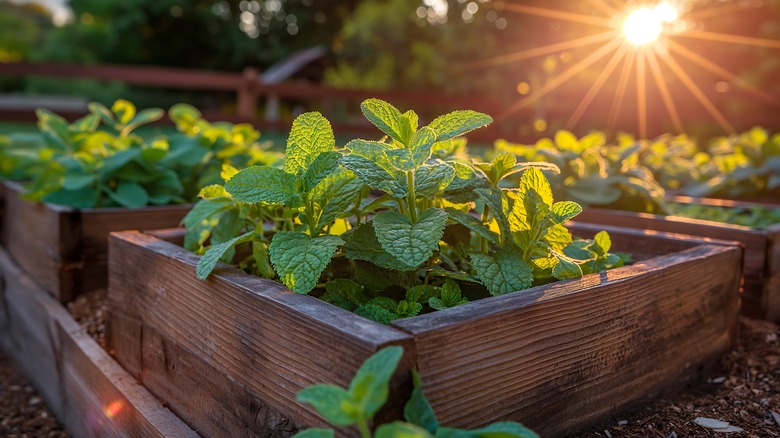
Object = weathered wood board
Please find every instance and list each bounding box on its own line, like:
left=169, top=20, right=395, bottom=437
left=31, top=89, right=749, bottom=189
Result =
left=109, top=224, right=741, bottom=437
left=109, top=231, right=416, bottom=437
left=0, top=245, right=198, bottom=438
left=575, top=197, right=780, bottom=321
left=0, top=181, right=191, bottom=302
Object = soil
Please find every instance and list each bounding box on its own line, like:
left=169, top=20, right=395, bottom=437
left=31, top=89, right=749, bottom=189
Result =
left=2, top=290, right=779, bottom=437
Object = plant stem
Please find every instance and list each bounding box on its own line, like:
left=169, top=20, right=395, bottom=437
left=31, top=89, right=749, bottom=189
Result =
left=358, top=417, right=372, bottom=438
left=305, top=199, right=318, bottom=238
left=406, top=170, right=417, bottom=224
left=480, top=204, right=491, bottom=253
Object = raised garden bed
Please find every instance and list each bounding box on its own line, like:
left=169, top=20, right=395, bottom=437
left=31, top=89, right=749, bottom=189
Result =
left=108, top=222, right=742, bottom=437
left=0, top=244, right=197, bottom=437
left=576, top=196, right=780, bottom=321
left=0, top=181, right=191, bottom=302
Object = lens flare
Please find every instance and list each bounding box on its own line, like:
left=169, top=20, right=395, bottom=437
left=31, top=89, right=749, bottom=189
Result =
left=623, top=2, right=679, bottom=46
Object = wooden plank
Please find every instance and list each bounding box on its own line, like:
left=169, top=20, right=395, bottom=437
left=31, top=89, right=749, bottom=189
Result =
left=391, top=244, right=741, bottom=436
left=1, top=181, right=190, bottom=302
left=575, top=206, right=771, bottom=319
left=108, top=231, right=416, bottom=437
left=0, top=246, right=198, bottom=438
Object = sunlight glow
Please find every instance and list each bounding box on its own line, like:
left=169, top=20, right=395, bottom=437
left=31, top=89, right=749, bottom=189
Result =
left=623, top=3, right=679, bottom=46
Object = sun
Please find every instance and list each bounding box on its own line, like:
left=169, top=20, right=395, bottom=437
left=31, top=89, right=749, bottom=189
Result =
left=623, top=3, right=680, bottom=46
left=463, top=0, right=780, bottom=139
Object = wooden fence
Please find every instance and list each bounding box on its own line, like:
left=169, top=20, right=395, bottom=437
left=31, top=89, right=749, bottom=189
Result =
left=0, top=61, right=778, bottom=141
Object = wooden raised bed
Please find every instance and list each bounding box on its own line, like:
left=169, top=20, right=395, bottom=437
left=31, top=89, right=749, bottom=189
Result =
left=576, top=196, right=780, bottom=321
left=0, top=181, right=191, bottom=302
left=0, top=245, right=197, bottom=437
left=109, top=223, right=742, bottom=436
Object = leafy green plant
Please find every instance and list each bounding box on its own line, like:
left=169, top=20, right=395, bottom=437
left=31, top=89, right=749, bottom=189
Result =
left=191, top=99, right=625, bottom=325
left=495, top=131, right=667, bottom=214
left=294, top=346, right=539, bottom=438
left=667, top=202, right=780, bottom=230
left=8, top=99, right=277, bottom=209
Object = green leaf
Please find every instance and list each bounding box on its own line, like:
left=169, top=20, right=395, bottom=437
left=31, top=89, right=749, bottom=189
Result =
left=111, top=99, right=136, bottom=125
left=225, top=166, right=303, bottom=207
left=323, top=279, right=367, bottom=311
left=435, top=422, right=540, bottom=438
left=386, top=148, right=418, bottom=172
left=303, top=151, right=342, bottom=193
left=360, top=99, right=408, bottom=144
left=355, top=304, right=398, bottom=325
left=341, top=155, right=407, bottom=197
left=471, top=245, right=533, bottom=296
left=88, top=102, right=114, bottom=125
left=429, top=279, right=468, bottom=310
left=183, top=198, right=232, bottom=229
left=347, top=346, right=404, bottom=419
left=62, top=173, right=96, bottom=191
left=198, top=184, right=230, bottom=200
left=123, top=108, right=165, bottom=135
left=552, top=255, right=583, bottom=280
left=70, top=113, right=100, bottom=133
left=373, top=208, right=448, bottom=269
left=343, top=223, right=414, bottom=271
left=269, top=232, right=343, bottom=294
left=410, top=126, right=436, bottom=167
left=415, top=163, right=456, bottom=198
left=106, top=181, right=149, bottom=208
left=35, top=108, right=70, bottom=142
left=296, top=385, right=355, bottom=426
left=376, top=422, right=433, bottom=438
left=428, top=110, right=492, bottom=142
left=284, top=112, right=335, bottom=176
left=475, top=188, right=511, bottom=240
left=196, top=231, right=254, bottom=279
left=43, top=187, right=98, bottom=208
left=550, top=201, right=582, bottom=224
left=292, top=429, right=335, bottom=438
left=404, top=369, right=439, bottom=433
left=309, top=169, right=364, bottom=232
left=554, top=130, right=580, bottom=152
left=593, top=230, right=611, bottom=255
left=518, top=168, right=553, bottom=207
left=444, top=208, right=499, bottom=245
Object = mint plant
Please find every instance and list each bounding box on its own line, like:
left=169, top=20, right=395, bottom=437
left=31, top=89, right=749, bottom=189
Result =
left=191, top=99, right=624, bottom=324
left=294, top=346, right=539, bottom=438
left=495, top=130, right=667, bottom=214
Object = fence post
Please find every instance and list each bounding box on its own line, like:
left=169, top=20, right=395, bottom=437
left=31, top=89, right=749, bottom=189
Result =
left=237, top=67, right=258, bottom=119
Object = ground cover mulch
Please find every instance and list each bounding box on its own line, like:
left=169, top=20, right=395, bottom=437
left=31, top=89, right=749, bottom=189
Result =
left=2, top=289, right=779, bottom=437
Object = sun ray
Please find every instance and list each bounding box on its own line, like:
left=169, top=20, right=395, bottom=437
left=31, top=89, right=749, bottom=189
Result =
left=497, top=38, right=623, bottom=121
left=462, top=31, right=616, bottom=69
left=666, top=39, right=780, bottom=106
left=685, top=2, right=756, bottom=21
left=676, top=29, right=780, bottom=49
left=566, top=42, right=630, bottom=130
left=654, top=45, right=736, bottom=134
left=496, top=2, right=614, bottom=28
left=645, top=48, right=683, bottom=134
left=582, top=0, right=621, bottom=18
left=607, top=48, right=637, bottom=133
left=636, top=49, right=648, bottom=139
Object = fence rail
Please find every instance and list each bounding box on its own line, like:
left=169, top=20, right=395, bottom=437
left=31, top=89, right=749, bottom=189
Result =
left=1, top=61, right=778, bottom=141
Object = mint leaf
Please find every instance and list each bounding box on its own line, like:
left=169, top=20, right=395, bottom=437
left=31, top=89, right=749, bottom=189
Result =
left=375, top=422, right=433, bottom=438
left=106, top=181, right=149, bottom=208
left=183, top=198, right=232, bottom=229
left=475, top=188, right=511, bottom=241
left=444, top=207, right=499, bottom=245
left=518, top=167, right=554, bottom=207
left=386, top=148, right=417, bottom=171
left=410, top=126, right=436, bottom=167
left=594, top=230, right=611, bottom=255
left=471, top=245, right=533, bottom=296
left=552, top=254, right=583, bottom=280
left=355, top=304, right=397, bottom=325
left=296, top=385, right=354, bottom=426
left=550, top=201, right=582, bottom=224
left=436, top=422, right=540, bottom=438
left=225, top=166, right=303, bottom=207
left=373, top=208, right=447, bottom=269
left=196, top=231, right=254, bottom=279
left=341, top=155, right=408, bottom=197
left=360, top=99, right=408, bottom=144
left=291, top=429, right=335, bottom=438
left=111, top=99, right=136, bottom=125
left=343, top=223, right=414, bottom=271
left=429, top=279, right=468, bottom=310
left=347, top=345, right=404, bottom=419
left=323, top=279, right=367, bottom=310
left=269, top=232, right=343, bottom=294
left=404, top=369, right=439, bottom=433
left=415, top=163, right=456, bottom=198
left=284, top=112, right=335, bottom=176
left=308, top=169, right=364, bottom=232
left=303, top=151, right=342, bottom=193
left=428, top=110, right=492, bottom=142
left=62, top=173, right=96, bottom=191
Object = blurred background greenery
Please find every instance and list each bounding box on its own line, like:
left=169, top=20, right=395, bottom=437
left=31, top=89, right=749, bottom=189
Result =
left=1, top=0, right=779, bottom=139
